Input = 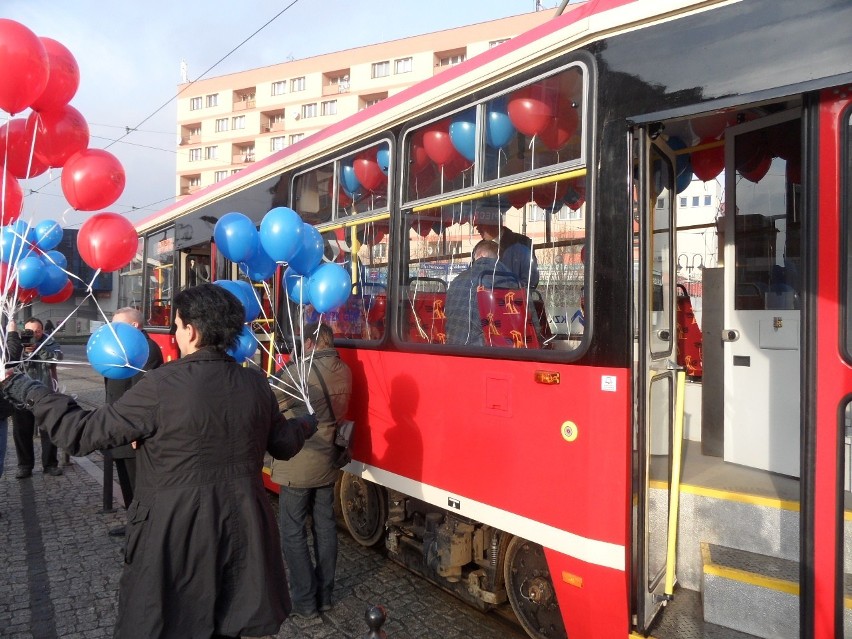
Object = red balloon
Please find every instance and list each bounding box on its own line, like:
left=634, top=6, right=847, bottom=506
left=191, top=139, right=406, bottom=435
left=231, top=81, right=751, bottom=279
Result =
left=441, top=154, right=471, bottom=182
left=422, top=121, right=462, bottom=167
left=740, top=153, right=771, bottom=183
left=353, top=151, right=387, bottom=193
left=539, top=107, right=579, bottom=151
left=0, top=118, right=49, bottom=178
left=41, top=279, right=74, bottom=304
left=565, top=181, right=586, bottom=211
left=533, top=180, right=569, bottom=210
left=17, top=287, right=39, bottom=304
left=77, top=212, right=137, bottom=272
left=26, top=104, right=89, bottom=168
left=30, top=38, right=80, bottom=113
left=61, top=149, right=126, bottom=211
left=409, top=131, right=431, bottom=174
left=508, top=83, right=557, bottom=137
left=690, top=139, right=725, bottom=182
left=690, top=112, right=734, bottom=141
left=0, top=19, right=49, bottom=115
left=507, top=189, right=531, bottom=210
left=0, top=169, right=23, bottom=225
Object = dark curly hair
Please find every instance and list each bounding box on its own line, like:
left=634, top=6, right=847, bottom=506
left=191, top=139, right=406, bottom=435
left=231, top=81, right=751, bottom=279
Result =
left=173, top=283, right=244, bottom=352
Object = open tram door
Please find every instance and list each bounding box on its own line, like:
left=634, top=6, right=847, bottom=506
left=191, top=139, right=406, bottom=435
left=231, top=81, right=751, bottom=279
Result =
left=634, top=133, right=679, bottom=632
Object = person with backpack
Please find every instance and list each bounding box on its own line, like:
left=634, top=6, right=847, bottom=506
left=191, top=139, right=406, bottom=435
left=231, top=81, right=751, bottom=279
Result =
left=271, top=322, right=352, bottom=619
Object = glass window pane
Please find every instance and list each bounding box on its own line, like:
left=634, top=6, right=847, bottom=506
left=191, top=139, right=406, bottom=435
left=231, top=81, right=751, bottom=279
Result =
left=650, top=146, right=673, bottom=357
left=145, top=228, right=175, bottom=328
left=337, top=142, right=390, bottom=217
left=117, top=238, right=144, bottom=312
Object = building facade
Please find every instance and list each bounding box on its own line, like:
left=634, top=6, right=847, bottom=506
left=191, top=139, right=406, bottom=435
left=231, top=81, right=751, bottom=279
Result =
left=174, top=11, right=552, bottom=196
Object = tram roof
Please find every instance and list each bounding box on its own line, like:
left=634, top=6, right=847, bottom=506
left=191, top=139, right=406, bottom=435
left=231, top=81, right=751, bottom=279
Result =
left=135, top=0, right=726, bottom=234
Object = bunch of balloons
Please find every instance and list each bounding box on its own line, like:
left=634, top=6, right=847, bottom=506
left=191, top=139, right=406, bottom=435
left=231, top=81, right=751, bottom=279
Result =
left=213, top=206, right=352, bottom=316
left=338, top=143, right=389, bottom=204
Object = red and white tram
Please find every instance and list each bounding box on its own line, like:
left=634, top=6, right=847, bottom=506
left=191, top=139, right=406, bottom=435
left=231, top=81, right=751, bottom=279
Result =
left=126, top=1, right=852, bottom=637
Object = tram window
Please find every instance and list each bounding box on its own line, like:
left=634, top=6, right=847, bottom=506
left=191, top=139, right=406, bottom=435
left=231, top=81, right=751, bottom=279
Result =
left=185, top=254, right=211, bottom=287
left=401, top=186, right=586, bottom=351
left=482, top=66, right=585, bottom=183
left=293, top=164, right=333, bottom=225
left=292, top=222, right=387, bottom=342
left=117, top=237, right=144, bottom=311
left=843, top=399, right=852, bottom=639
left=337, top=142, right=390, bottom=217
left=145, top=227, right=175, bottom=328
left=844, top=109, right=852, bottom=359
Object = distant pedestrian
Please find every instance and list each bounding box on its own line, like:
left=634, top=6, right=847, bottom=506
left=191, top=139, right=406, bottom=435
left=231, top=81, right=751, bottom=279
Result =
left=101, top=307, right=164, bottom=537
left=1, top=283, right=318, bottom=638
left=272, top=322, right=352, bottom=618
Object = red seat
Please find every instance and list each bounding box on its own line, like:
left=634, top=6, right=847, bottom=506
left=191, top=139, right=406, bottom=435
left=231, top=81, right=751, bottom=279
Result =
left=476, top=288, right=539, bottom=348
left=407, top=292, right=447, bottom=344
left=676, top=284, right=703, bottom=378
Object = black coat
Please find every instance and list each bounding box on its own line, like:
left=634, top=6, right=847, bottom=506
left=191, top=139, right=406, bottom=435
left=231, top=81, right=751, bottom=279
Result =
left=103, top=331, right=164, bottom=459
left=31, top=348, right=308, bottom=638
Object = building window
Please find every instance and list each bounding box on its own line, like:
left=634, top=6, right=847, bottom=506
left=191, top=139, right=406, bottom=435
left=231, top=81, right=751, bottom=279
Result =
left=189, top=97, right=202, bottom=111
left=301, top=103, right=317, bottom=119
left=188, top=148, right=202, bottom=162
left=188, top=176, right=201, bottom=188
left=371, top=61, right=390, bottom=78
left=528, top=206, right=546, bottom=222
left=704, top=195, right=712, bottom=206
left=321, top=100, right=337, bottom=116
left=206, top=93, right=218, bottom=108
left=205, top=146, right=217, bottom=160
left=557, top=206, right=583, bottom=221
left=438, top=53, right=466, bottom=66
left=214, top=170, right=229, bottom=182
left=394, top=57, right=412, bottom=74
left=692, top=196, right=699, bottom=207
left=679, top=197, right=687, bottom=207
left=232, top=115, right=245, bottom=130
left=231, top=169, right=241, bottom=175
left=289, top=133, right=304, bottom=145
left=215, top=118, right=228, bottom=133
left=364, top=97, right=384, bottom=108
left=291, top=76, right=305, bottom=92
left=656, top=197, right=665, bottom=209
left=489, top=39, right=509, bottom=48
left=270, top=137, right=285, bottom=151
left=271, top=81, right=286, bottom=96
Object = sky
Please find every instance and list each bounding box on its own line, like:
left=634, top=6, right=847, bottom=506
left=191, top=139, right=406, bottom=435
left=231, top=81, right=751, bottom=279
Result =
left=1, top=0, right=562, bottom=230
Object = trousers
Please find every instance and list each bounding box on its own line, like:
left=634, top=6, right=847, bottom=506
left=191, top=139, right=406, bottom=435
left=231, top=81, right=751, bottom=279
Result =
left=12, top=409, right=58, bottom=470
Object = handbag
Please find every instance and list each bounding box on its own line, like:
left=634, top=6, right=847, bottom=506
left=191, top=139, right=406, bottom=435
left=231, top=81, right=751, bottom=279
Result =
left=314, top=365, right=354, bottom=469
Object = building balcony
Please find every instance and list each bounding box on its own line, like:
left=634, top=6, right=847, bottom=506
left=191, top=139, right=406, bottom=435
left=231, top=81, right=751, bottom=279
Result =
left=180, top=134, right=201, bottom=145
left=232, top=155, right=256, bottom=164
left=233, top=99, right=256, bottom=111
left=180, top=184, right=202, bottom=196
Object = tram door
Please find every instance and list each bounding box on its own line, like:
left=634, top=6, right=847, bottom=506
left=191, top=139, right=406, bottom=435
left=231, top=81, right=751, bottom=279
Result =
left=636, top=136, right=678, bottom=631
left=722, top=111, right=802, bottom=477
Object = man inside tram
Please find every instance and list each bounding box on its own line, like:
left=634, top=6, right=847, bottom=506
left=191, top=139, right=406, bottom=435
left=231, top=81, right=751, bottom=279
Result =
left=473, top=205, right=539, bottom=290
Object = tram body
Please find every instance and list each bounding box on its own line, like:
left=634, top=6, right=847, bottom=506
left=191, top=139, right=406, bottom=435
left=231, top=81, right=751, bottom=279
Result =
left=128, top=1, right=852, bottom=637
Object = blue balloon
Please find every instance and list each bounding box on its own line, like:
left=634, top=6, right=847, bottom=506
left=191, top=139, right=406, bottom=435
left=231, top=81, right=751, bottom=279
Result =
left=43, top=250, right=67, bottom=270
left=87, top=322, right=150, bottom=380
left=307, top=263, right=351, bottom=313
left=676, top=165, right=694, bottom=194
left=34, top=219, right=63, bottom=251
left=36, top=264, right=67, bottom=296
left=239, top=245, right=277, bottom=282
left=283, top=267, right=310, bottom=305
left=16, top=255, right=46, bottom=289
left=0, top=225, right=28, bottom=264
left=668, top=136, right=691, bottom=178
left=288, top=224, right=324, bottom=275
left=376, top=145, right=390, bottom=175
left=259, top=206, right=303, bottom=263
left=227, top=325, right=258, bottom=362
left=339, top=161, right=362, bottom=198
left=486, top=97, right=515, bottom=149
left=213, top=212, right=259, bottom=263
left=214, top=279, right=262, bottom=322
left=449, top=111, right=476, bottom=162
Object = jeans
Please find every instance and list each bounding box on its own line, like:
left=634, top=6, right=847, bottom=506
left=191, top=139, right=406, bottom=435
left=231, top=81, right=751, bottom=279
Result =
left=12, top=409, right=58, bottom=470
left=0, top=418, right=7, bottom=477
left=279, top=484, right=337, bottom=612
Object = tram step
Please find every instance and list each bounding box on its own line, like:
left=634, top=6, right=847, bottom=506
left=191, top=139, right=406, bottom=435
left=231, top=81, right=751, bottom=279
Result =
left=701, top=542, right=799, bottom=639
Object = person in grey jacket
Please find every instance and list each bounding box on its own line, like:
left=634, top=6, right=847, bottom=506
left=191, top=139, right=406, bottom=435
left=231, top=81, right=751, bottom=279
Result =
left=271, top=322, right=352, bottom=618
left=7, top=318, right=63, bottom=478
left=1, top=283, right=317, bottom=639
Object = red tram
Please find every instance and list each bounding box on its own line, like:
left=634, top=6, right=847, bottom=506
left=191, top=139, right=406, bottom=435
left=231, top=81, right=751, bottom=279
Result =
left=126, top=1, right=852, bottom=637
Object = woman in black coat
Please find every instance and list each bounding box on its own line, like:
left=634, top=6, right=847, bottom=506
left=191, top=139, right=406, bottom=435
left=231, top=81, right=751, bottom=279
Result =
left=3, top=284, right=316, bottom=638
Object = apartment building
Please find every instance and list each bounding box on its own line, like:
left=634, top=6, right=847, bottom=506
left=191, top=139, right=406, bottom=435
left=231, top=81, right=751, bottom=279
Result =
left=175, top=11, right=553, bottom=196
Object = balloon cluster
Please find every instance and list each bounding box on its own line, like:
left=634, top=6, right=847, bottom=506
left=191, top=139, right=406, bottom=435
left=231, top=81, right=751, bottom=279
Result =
left=338, top=143, right=389, bottom=205
left=213, top=206, right=351, bottom=317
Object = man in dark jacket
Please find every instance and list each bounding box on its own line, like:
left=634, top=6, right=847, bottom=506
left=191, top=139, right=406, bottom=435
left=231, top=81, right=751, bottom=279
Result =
left=445, top=240, right=517, bottom=346
left=102, top=307, right=164, bottom=537
left=1, top=283, right=317, bottom=639
left=474, top=207, right=539, bottom=290
left=271, top=322, right=352, bottom=618
left=7, top=317, right=63, bottom=478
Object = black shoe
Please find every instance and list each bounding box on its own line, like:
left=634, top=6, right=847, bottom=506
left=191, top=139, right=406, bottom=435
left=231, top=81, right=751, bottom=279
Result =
left=15, top=468, right=32, bottom=479
left=108, top=526, right=126, bottom=537
left=44, top=466, right=63, bottom=476
left=290, top=608, right=319, bottom=620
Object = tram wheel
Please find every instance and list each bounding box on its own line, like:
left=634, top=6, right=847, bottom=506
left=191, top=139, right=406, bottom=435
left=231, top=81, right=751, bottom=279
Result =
left=339, top=471, right=387, bottom=547
left=503, top=536, right=568, bottom=639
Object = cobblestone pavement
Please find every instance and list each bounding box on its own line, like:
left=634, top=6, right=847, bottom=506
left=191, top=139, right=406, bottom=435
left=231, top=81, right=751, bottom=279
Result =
left=0, top=351, right=526, bottom=639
